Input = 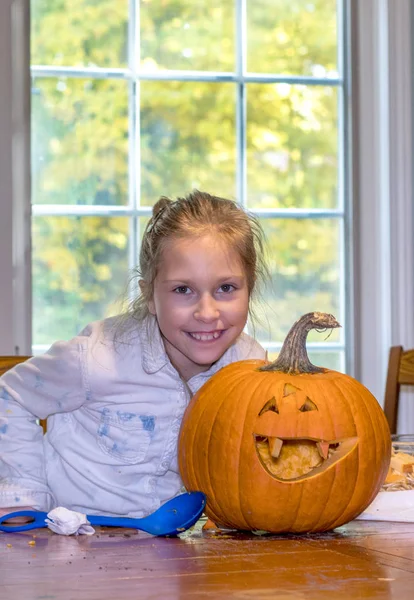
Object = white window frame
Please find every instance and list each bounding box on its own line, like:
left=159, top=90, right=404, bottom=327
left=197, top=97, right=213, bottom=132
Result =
left=29, top=1, right=350, bottom=367
left=1, top=0, right=413, bottom=419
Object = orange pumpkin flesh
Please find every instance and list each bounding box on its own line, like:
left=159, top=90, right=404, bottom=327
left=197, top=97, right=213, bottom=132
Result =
left=179, top=312, right=391, bottom=533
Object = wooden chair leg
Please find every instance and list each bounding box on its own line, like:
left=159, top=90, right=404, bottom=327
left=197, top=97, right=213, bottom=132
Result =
left=383, top=346, right=403, bottom=434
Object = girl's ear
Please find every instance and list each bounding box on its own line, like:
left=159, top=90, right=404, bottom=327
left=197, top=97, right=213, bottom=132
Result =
left=139, top=280, right=156, bottom=315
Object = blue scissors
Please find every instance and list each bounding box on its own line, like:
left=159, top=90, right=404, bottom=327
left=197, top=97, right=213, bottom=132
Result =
left=0, top=491, right=206, bottom=536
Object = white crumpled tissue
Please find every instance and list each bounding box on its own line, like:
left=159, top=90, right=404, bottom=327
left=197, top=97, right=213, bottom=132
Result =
left=45, top=507, right=95, bottom=536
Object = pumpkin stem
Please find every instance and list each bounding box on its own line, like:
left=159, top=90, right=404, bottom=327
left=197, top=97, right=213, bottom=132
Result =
left=259, top=312, right=341, bottom=375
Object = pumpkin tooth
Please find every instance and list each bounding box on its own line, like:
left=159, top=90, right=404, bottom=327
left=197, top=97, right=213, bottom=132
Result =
left=316, top=441, right=330, bottom=460
left=269, top=437, right=284, bottom=458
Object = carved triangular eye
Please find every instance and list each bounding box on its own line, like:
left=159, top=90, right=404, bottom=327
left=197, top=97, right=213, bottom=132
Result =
left=258, top=396, right=279, bottom=416
left=299, top=397, right=318, bottom=412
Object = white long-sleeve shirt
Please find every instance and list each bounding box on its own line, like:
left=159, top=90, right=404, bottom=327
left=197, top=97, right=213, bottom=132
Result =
left=0, top=316, right=265, bottom=517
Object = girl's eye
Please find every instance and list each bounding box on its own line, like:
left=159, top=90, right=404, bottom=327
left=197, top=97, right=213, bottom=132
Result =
left=174, top=286, right=190, bottom=294
left=219, top=284, right=235, bottom=293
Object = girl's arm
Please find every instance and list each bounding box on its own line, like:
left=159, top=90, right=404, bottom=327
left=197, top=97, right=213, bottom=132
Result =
left=0, top=337, right=88, bottom=511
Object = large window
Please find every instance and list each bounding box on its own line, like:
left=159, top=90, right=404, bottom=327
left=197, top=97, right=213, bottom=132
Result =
left=31, top=0, right=350, bottom=370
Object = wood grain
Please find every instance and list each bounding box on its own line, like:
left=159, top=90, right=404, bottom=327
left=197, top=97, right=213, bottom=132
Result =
left=2, top=521, right=414, bottom=599
left=383, top=345, right=414, bottom=433
left=399, top=349, right=414, bottom=385
left=0, top=356, right=31, bottom=377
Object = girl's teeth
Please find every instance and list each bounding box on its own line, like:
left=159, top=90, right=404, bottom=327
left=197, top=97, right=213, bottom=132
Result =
left=190, top=332, right=221, bottom=341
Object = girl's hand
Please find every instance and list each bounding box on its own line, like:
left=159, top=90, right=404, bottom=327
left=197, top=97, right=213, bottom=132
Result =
left=0, top=506, right=35, bottom=524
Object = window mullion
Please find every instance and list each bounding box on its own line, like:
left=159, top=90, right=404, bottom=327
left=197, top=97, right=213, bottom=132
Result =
left=128, top=0, right=140, bottom=283
left=235, top=0, right=247, bottom=207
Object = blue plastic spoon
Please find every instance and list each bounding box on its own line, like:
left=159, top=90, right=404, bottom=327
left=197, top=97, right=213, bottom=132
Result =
left=0, top=491, right=206, bottom=536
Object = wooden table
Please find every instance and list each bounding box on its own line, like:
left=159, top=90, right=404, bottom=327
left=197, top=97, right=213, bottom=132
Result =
left=2, top=519, right=414, bottom=599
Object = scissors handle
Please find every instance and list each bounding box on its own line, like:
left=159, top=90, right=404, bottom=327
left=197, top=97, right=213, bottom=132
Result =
left=0, top=510, right=48, bottom=532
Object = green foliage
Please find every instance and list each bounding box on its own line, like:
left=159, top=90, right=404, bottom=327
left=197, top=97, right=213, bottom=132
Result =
left=140, top=0, right=234, bottom=71
left=31, top=0, right=343, bottom=350
left=247, top=0, right=338, bottom=75
left=32, top=77, right=129, bottom=206
left=31, top=0, right=128, bottom=67
left=32, top=216, right=128, bottom=343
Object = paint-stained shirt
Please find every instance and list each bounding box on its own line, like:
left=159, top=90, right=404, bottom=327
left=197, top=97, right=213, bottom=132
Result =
left=0, top=316, right=265, bottom=517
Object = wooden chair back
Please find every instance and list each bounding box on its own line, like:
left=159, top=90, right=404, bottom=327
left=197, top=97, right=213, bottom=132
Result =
left=0, top=355, right=31, bottom=376
left=0, top=355, right=47, bottom=433
left=383, top=346, right=414, bottom=434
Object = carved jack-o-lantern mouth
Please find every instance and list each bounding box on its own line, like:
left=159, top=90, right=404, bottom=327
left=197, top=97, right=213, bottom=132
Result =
left=254, top=436, right=358, bottom=481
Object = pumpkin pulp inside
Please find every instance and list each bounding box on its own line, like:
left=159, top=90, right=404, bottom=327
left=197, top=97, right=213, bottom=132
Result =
left=254, top=436, right=358, bottom=481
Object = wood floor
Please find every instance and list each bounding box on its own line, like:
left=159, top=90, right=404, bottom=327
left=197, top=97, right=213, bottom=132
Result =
left=2, top=519, right=414, bottom=599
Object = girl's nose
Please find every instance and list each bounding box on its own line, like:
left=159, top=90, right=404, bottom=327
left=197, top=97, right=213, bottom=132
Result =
left=194, top=294, right=220, bottom=322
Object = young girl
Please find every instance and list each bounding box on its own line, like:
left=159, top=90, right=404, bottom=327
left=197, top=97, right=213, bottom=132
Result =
left=0, top=190, right=267, bottom=518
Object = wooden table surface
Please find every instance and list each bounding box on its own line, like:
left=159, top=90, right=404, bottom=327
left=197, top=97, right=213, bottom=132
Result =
left=1, top=519, right=414, bottom=599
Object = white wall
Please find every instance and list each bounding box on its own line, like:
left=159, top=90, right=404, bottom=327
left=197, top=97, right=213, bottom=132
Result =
left=0, top=0, right=15, bottom=352
left=0, top=0, right=31, bottom=355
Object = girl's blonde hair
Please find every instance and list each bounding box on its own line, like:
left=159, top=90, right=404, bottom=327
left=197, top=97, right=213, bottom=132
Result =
left=124, top=190, right=268, bottom=324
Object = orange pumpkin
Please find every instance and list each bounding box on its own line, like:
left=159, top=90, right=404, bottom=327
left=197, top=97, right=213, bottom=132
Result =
left=178, top=312, right=391, bottom=533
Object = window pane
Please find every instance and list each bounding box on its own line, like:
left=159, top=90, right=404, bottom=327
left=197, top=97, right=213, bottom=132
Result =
left=247, top=0, right=338, bottom=76
left=32, top=78, right=129, bottom=205
left=246, top=84, right=338, bottom=209
left=140, top=81, right=236, bottom=205
left=31, top=0, right=128, bottom=68
left=140, top=0, right=234, bottom=72
left=307, top=351, right=344, bottom=372
left=267, top=350, right=344, bottom=372
left=252, top=218, right=342, bottom=342
left=32, top=216, right=129, bottom=344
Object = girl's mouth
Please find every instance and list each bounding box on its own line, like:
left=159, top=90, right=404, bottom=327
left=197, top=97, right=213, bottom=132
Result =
left=187, top=331, right=224, bottom=342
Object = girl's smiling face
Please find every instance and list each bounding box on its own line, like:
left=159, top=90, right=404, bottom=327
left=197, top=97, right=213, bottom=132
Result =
left=148, top=234, right=250, bottom=381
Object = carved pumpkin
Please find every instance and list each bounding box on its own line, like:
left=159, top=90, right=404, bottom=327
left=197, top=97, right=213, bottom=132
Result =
left=178, top=312, right=391, bottom=533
